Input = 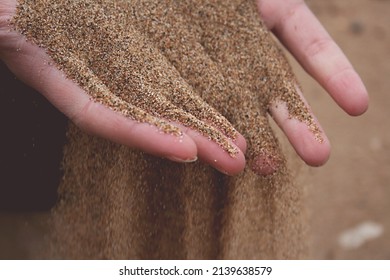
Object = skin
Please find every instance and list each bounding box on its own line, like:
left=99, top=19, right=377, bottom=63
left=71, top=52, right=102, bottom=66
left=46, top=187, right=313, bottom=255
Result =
left=0, top=0, right=368, bottom=175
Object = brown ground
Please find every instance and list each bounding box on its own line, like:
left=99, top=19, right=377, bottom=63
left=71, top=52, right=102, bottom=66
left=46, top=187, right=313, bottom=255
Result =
left=1, top=0, right=389, bottom=259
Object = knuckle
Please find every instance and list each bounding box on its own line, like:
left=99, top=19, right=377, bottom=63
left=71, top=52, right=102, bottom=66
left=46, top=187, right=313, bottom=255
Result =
left=304, top=36, right=334, bottom=59
left=70, top=99, right=94, bottom=130
left=0, top=2, right=16, bottom=40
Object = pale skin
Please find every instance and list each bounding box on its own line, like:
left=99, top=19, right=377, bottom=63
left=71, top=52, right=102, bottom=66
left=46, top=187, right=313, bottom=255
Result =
left=0, top=0, right=368, bottom=175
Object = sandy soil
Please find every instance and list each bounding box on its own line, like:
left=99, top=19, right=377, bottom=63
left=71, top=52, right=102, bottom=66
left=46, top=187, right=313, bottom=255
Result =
left=1, top=0, right=389, bottom=259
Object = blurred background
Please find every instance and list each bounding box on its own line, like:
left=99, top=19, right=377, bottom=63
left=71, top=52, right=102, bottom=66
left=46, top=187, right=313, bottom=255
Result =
left=300, top=0, right=390, bottom=259
left=1, top=0, right=389, bottom=259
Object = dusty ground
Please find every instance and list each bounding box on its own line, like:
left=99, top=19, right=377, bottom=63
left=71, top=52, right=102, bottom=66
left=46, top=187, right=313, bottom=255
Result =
left=1, top=0, right=389, bottom=259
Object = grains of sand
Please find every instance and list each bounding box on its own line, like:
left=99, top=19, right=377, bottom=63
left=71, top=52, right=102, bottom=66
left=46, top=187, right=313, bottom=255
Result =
left=12, top=0, right=321, bottom=165
left=10, top=0, right=309, bottom=259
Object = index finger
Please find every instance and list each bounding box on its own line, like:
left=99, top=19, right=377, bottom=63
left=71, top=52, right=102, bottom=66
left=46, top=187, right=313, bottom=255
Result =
left=258, top=0, right=369, bottom=116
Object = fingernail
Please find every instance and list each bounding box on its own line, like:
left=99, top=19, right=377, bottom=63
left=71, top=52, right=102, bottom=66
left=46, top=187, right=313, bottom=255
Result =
left=166, top=156, right=198, bottom=163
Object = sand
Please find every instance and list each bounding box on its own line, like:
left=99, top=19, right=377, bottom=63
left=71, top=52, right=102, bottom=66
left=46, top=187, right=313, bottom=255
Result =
left=1, top=0, right=387, bottom=260
left=11, top=0, right=309, bottom=259
left=13, top=0, right=321, bottom=165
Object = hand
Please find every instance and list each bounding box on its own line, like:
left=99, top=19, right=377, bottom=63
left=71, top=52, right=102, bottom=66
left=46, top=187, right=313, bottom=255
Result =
left=0, top=0, right=368, bottom=176
left=135, top=0, right=368, bottom=175
left=0, top=0, right=247, bottom=175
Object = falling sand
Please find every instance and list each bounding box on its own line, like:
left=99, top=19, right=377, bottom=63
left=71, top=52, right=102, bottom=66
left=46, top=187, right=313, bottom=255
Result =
left=12, top=0, right=315, bottom=258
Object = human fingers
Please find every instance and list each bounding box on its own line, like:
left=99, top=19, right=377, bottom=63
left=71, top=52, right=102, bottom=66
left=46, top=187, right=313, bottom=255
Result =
left=74, top=99, right=246, bottom=176
left=175, top=123, right=246, bottom=175
left=258, top=0, right=369, bottom=116
left=124, top=0, right=250, bottom=174
left=131, top=0, right=281, bottom=175
left=1, top=38, right=201, bottom=161
left=8, top=1, right=246, bottom=173
left=186, top=0, right=331, bottom=168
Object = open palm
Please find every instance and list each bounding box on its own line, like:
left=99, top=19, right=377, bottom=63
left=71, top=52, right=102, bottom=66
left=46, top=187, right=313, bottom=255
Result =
left=0, top=0, right=368, bottom=175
